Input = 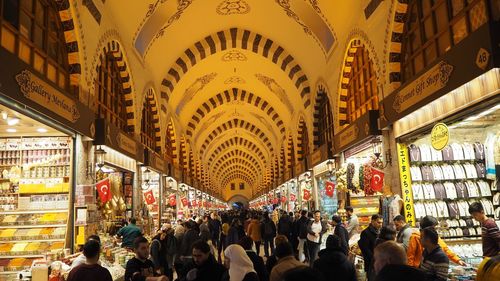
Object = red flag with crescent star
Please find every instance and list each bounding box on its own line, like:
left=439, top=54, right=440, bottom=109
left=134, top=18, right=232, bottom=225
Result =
left=303, top=189, right=311, bottom=201
left=325, top=181, right=335, bottom=197
left=96, top=178, right=112, bottom=203
left=281, top=196, right=287, bottom=203
left=290, top=193, right=296, bottom=202
left=181, top=197, right=188, bottom=207
left=143, top=190, right=156, bottom=205
left=168, top=194, right=176, bottom=207
left=371, top=168, right=385, bottom=192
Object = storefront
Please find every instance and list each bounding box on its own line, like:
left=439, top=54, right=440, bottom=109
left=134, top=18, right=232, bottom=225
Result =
left=141, top=149, right=168, bottom=234
left=92, top=118, right=144, bottom=239
left=163, top=176, right=178, bottom=225
left=0, top=47, right=95, bottom=276
left=380, top=18, right=499, bottom=266
left=312, top=160, right=338, bottom=219
left=333, top=111, right=388, bottom=228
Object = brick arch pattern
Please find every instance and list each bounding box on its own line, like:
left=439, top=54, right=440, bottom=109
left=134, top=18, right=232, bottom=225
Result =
left=220, top=172, right=254, bottom=190
left=211, top=150, right=265, bottom=177
left=179, top=137, right=188, bottom=170
left=160, top=28, right=311, bottom=109
left=165, top=121, right=177, bottom=162
left=207, top=136, right=267, bottom=164
left=144, top=89, right=162, bottom=152
left=312, top=84, right=329, bottom=147
left=337, top=39, right=360, bottom=128
left=286, top=134, right=295, bottom=174
left=54, top=0, right=81, bottom=85
left=200, top=119, right=274, bottom=157
left=99, top=40, right=136, bottom=133
left=387, top=0, right=410, bottom=88
left=213, top=158, right=260, bottom=181
left=186, top=88, right=285, bottom=137
left=296, top=118, right=309, bottom=162
left=215, top=162, right=259, bottom=183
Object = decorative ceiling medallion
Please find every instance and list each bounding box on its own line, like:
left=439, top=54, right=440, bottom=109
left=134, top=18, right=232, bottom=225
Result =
left=194, top=111, right=226, bottom=140
left=176, top=72, right=217, bottom=114
left=216, top=0, right=250, bottom=15
left=255, top=73, right=294, bottom=114
left=221, top=50, right=248, bottom=62
left=224, top=76, right=246, bottom=84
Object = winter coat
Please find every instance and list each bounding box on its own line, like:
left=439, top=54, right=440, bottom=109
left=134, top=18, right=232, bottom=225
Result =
left=246, top=250, right=269, bottom=281
left=334, top=224, right=350, bottom=255
left=226, top=225, right=240, bottom=246
left=180, top=228, right=200, bottom=257
left=313, top=247, right=357, bottom=281
left=358, top=225, right=378, bottom=273
left=247, top=219, right=262, bottom=242
left=261, top=218, right=277, bottom=240
left=277, top=216, right=293, bottom=237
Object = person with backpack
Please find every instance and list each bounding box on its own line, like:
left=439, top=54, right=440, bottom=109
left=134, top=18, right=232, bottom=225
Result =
left=150, top=229, right=169, bottom=276
left=278, top=212, right=293, bottom=242
left=261, top=212, right=277, bottom=257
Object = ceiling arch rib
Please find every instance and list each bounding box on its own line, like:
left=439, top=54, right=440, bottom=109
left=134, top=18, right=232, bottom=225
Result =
left=204, top=130, right=269, bottom=163
left=160, top=28, right=312, bottom=109
left=213, top=158, right=261, bottom=180
left=211, top=149, right=265, bottom=177
left=219, top=172, right=254, bottom=190
left=185, top=88, right=286, bottom=137
left=215, top=163, right=259, bottom=184
left=206, top=136, right=267, bottom=167
left=199, top=119, right=275, bottom=158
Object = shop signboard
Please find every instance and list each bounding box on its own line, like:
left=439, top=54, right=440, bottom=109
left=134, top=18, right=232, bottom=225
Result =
left=294, top=161, right=304, bottom=176
left=397, top=143, right=416, bottom=226
left=0, top=48, right=95, bottom=138
left=144, top=149, right=168, bottom=174
left=334, top=110, right=380, bottom=153
left=430, top=123, right=449, bottom=151
left=380, top=23, right=498, bottom=128
left=94, top=119, right=144, bottom=162
left=311, top=144, right=328, bottom=166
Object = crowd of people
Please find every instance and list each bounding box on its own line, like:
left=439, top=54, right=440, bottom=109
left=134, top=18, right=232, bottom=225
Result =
left=66, top=202, right=500, bottom=281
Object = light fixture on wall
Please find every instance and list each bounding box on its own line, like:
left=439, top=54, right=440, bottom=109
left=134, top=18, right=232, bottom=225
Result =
left=371, top=137, right=392, bottom=168
left=167, top=178, right=174, bottom=188
left=326, top=160, right=335, bottom=175
left=94, top=146, right=107, bottom=170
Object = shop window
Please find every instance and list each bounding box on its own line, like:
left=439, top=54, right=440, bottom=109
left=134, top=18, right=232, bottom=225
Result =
left=239, top=183, right=245, bottom=190
left=0, top=0, right=74, bottom=95
left=316, top=91, right=334, bottom=148
left=401, top=0, right=489, bottom=82
left=346, top=45, right=379, bottom=124
left=141, top=100, right=158, bottom=152
left=95, top=52, right=129, bottom=133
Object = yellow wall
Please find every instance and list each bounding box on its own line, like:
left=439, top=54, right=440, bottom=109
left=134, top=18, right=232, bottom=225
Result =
left=222, top=180, right=252, bottom=201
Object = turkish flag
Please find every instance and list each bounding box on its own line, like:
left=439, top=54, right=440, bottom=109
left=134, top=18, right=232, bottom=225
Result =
left=96, top=178, right=112, bottom=203
left=303, top=188, right=311, bottom=201
left=290, top=193, right=296, bottom=202
left=144, top=190, right=156, bottom=205
left=180, top=197, right=188, bottom=207
left=192, top=200, right=197, bottom=208
left=281, top=196, right=287, bottom=203
left=272, top=198, right=279, bottom=204
left=325, top=181, right=335, bottom=197
left=168, top=194, right=176, bottom=207
left=371, top=168, right=385, bottom=192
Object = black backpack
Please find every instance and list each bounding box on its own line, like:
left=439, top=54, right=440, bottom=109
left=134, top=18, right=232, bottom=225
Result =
left=263, top=220, right=275, bottom=237
left=298, top=218, right=308, bottom=239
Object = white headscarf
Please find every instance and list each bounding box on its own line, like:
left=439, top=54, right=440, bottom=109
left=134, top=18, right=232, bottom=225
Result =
left=224, top=244, right=256, bottom=281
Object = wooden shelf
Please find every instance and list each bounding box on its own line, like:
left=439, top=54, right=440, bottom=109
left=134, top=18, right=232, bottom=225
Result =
left=0, top=238, right=64, bottom=243
left=0, top=209, right=67, bottom=215
left=0, top=254, right=44, bottom=259
left=0, top=223, right=66, bottom=229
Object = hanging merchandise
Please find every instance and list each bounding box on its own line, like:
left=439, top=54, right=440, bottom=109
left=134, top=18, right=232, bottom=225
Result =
left=303, top=188, right=311, bottom=201
left=362, top=163, right=373, bottom=195
left=168, top=193, right=176, bottom=207
left=346, top=163, right=355, bottom=190
left=335, top=166, right=348, bottom=192
left=96, top=178, right=112, bottom=203
left=180, top=196, right=188, bottom=207
left=290, top=193, right=297, bottom=202
left=281, top=195, right=287, bottom=203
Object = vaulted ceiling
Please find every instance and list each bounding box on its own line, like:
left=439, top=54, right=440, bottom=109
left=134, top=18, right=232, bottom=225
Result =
left=103, top=0, right=370, bottom=196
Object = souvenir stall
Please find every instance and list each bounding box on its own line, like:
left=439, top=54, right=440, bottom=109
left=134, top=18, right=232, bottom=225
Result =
left=162, top=177, right=178, bottom=226
left=177, top=183, right=190, bottom=220
left=141, top=149, right=167, bottom=234
left=286, top=179, right=298, bottom=212
left=298, top=172, right=313, bottom=211
left=313, top=160, right=339, bottom=219
left=0, top=48, right=95, bottom=278
left=333, top=111, right=388, bottom=229
left=379, top=18, right=499, bottom=276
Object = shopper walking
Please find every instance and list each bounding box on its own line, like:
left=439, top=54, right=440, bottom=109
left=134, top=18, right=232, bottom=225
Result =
left=358, top=214, right=382, bottom=281
left=239, top=236, right=268, bottom=281
left=278, top=212, right=293, bottom=241
left=247, top=215, right=262, bottom=256
left=67, top=240, right=112, bottom=281
left=469, top=202, right=500, bottom=257
left=373, top=241, right=427, bottom=281
left=224, top=244, right=259, bottom=281
left=345, top=207, right=359, bottom=239
left=270, top=242, right=306, bottom=281
left=306, top=211, right=327, bottom=264
left=331, top=215, right=349, bottom=255
left=420, top=227, right=449, bottom=281
left=261, top=212, right=277, bottom=257
left=266, top=235, right=289, bottom=273
left=393, top=215, right=416, bottom=251
left=227, top=218, right=242, bottom=246
left=150, top=229, right=170, bottom=276
left=296, top=210, right=310, bottom=262
left=313, top=235, right=357, bottom=281
left=209, top=212, right=222, bottom=249
left=180, top=240, right=227, bottom=281
left=125, top=237, right=168, bottom=281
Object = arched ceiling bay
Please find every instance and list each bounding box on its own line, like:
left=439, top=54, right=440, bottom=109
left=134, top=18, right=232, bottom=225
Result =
left=104, top=0, right=342, bottom=196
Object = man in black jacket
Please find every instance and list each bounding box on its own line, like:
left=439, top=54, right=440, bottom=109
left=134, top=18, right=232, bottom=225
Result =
left=306, top=211, right=328, bottom=264
left=373, top=241, right=427, bottom=281
left=278, top=212, right=293, bottom=241
left=125, top=237, right=168, bottom=281
left=331, top=215, right=349, bottom=255
left=239, top=235, right=269, bottom=281
left=296, top=210, right=310, bottom=262
left=358, top=214, right=382, bottom=281
left=261, top=212, right=277, bottom=257
left=208, top=212, right=221, bottom=248
left=179, top=240, right=227, bottom=281
left=313, top=235, right=356, bottom=281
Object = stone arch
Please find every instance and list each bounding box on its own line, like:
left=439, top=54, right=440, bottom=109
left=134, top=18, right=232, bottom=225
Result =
left=297, top=117, right=310, bottom=167
left=387, top=0, right=410, bottom=89
left=54, top=0, right=81, bottom=85
left=165, top=120, right=177, bottom=162
left=142, top=88, right=162, bottom=152
left=160, top=28, right=311, bottom=109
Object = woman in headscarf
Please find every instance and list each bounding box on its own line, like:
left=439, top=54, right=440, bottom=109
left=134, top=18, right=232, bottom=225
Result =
left=224, top=244, right=259, bottom=281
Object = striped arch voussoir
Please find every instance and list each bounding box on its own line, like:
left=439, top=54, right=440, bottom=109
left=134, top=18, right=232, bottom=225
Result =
left=313, top=84, right=327, bottom=147
left=54, top=0, right=81, bottom=85
left=388, top=0, right=409, bottom=88
left=145, top=89, right=162, bottom=152
left=160, top=28, right=311, bottom=109
left=166, top=121, right=177, bottom=162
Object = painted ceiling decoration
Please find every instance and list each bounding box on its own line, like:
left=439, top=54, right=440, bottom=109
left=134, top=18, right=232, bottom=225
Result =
left=221, top=50, right=248, bottom=62
left=159, top=28, right=311, bottom=109
left=216, top=0, right=251, bottom=15
left=255, top=74, right=296, bottom=113
left=175, top=72, right=218, bottom=114
left=211, top=150, right=264, bottom=177
left=224, top=76, right=246, bottom=84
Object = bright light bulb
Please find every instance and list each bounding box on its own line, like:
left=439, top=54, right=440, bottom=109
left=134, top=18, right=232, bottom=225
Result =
left=6, top=128, right=17, bottom=133
left=37, top=128, right=48, bottom=133
left=1, top=112, right=7, bottom=120
left=7, top=118, right=19, bottom=126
